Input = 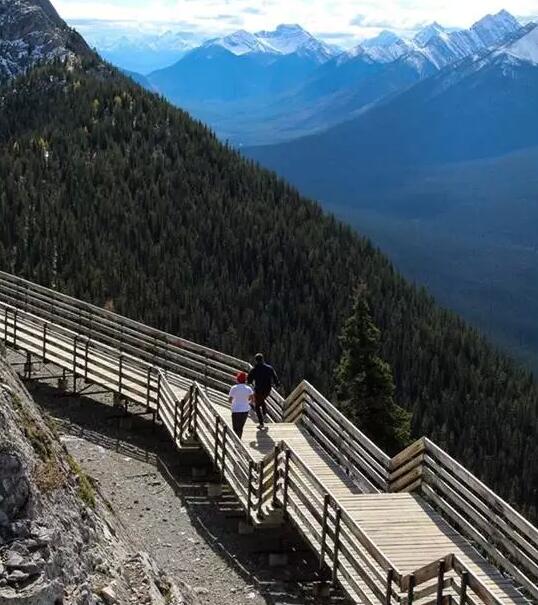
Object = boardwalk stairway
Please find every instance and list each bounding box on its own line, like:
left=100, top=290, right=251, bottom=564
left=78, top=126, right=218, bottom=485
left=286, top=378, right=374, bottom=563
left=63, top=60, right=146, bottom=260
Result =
left=0, top=270, right=537, bottom=605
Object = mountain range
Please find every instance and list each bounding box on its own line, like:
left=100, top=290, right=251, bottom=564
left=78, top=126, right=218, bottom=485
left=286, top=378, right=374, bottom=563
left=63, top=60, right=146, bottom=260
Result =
left=88, top=29, right=199, bottom=74
left=141, top=11, right=529, bottom=145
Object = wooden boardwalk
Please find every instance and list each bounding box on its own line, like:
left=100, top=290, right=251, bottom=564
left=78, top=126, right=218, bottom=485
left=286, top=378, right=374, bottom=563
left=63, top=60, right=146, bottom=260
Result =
left=173, top=386, right=529, bottom=605
left=0, top=270, right=536, bottom=605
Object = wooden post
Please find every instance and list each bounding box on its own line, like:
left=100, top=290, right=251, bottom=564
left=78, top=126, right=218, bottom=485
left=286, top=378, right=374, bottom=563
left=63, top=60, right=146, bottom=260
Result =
left=282, top=449, right=291, bottom=516
left=25, top=351, right=32, bottom=379
left=214, top=416, right=221, bottom=467
left=84, top=339, right=90, bottom=381
left=257, top=460, right=264, bottom=516
left=118, top=353, right=124, bottom=396
left=332, top=506, right=342, bottom=585
left=247, top=461, right=254, bottom=521
left=72, top=334, right=79, bottom=392
left=459, top=572, right=468, bottom=605
left=179, top=392, right=186, bottom=441
left=174, top=399, right=179, bottom=444
left=42, top=323, right=48, bottom=361
left=221, top=425, right=228, bottom=480
left=386, top=568, right=394, bottom=605
left=156, top=371, right=162, bottom=416
left=436, top=560, right=445, bottom=605
left=319, top=494, right=330, bottom=570
left=407, top=574, right=416, bottom=605
left=271, top=444, right=280, bottom=507
left=192, top=389, right=198, bottom=435
left=12, top=309, right=18, bottom=348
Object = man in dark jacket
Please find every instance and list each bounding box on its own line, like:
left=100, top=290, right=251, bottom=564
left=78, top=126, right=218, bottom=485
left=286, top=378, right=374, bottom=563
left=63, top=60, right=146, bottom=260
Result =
left=247, top=353, right=280, bottom=429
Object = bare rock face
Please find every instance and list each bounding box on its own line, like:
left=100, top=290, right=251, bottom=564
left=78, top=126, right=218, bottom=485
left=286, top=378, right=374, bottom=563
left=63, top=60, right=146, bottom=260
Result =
left=0, top=0, right=92, bottom=83
left=0, top=354, right=197, bottom=605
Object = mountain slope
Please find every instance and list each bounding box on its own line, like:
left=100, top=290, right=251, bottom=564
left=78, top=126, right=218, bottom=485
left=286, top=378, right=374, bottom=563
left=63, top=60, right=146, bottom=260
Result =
left=0, top=0, right=91, bottom=82
left=247, top=25, right=538, bottom=382
left=0, top=58, right=537, bottom=521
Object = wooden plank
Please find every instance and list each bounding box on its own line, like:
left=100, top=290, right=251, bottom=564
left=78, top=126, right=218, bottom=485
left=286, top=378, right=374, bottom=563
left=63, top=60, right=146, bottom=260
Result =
left=301, top=405, right=385, bottom=491
left=303, top=382, right=390, bottom=467
left=423, top=464, right=538, bottom=581
left=389, top=466, right=423, bottom=493
left=424, top=439, right=538, bottom=547
left=390, top=438, right=426, bottom=472
left=421, top=484, right=538, bottom=601
left=304, top=395, right=390, bottom=480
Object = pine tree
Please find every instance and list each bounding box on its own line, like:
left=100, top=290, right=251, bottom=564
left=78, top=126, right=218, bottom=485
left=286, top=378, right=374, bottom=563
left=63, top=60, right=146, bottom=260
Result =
left=336, top=285, right=411, bottom=455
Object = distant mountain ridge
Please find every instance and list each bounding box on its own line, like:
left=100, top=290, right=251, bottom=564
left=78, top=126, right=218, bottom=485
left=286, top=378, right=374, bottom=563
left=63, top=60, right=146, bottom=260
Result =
left=148, top=24, right=340, bottom=106
left=204, top=24, right=338, bottom=62
left=145, top=10, right=529, bottom=146
left=355, top=9, right=523, bottom=68
left=0, top=0, right=91, bottom=82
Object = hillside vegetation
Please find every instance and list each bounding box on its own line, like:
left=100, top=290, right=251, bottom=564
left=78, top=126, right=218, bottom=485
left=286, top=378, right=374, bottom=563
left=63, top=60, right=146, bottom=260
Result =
left=0, top=59, right=536, bottom=521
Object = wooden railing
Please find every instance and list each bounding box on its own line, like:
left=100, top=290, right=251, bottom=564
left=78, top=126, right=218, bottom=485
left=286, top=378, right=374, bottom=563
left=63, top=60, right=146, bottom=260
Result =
left=284, top=381, right=391, bottom=493
left=273, top=443, right=398, bottom=604
left=1, top=271, right=537, bottom=605
left=0, top=271, right=284, bottom=421
left=389, top=438, right=538, bottom=602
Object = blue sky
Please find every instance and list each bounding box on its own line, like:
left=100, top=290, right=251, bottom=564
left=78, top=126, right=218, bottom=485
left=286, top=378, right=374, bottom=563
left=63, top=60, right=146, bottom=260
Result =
left=52, top=0, right=538, bottom=47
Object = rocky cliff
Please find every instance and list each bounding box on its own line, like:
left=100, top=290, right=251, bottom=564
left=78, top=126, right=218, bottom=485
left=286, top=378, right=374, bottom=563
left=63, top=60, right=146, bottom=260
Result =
left=0, top=349, right=197, bottom=605
left=0, top=0, right=91, bottom=82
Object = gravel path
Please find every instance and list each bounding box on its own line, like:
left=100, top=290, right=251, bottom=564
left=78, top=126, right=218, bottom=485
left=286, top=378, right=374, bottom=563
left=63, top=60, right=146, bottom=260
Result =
left=10, top=352, right=350, bottom=605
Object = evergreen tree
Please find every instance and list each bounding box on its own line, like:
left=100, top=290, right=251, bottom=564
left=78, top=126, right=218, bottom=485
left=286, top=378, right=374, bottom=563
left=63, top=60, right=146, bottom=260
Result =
left=336, top=286, right=411, bottom=454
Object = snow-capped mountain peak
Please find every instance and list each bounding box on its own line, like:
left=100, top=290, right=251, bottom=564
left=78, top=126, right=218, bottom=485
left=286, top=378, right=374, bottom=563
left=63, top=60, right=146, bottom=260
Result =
left=205, top=30, right=275, bottom=56
left=414, top=22, right=446, bottom=47
left=472, top=9, right=521, bottom=47
left=203, top=24, right=338, bottom=62
left=361, top=30, right=411, bottom=63
left=362, top=30, right=403, bottom=49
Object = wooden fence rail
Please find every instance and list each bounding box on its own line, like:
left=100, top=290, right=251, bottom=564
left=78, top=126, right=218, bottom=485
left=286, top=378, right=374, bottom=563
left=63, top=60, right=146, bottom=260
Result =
left=389, top=439, right=538, bottom=601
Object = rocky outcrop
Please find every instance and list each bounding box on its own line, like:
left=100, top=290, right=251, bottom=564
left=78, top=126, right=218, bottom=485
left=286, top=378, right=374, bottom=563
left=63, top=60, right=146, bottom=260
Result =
left=0, top=0, right=92, bottom=83
left=0, top=352, right=197, bottom=605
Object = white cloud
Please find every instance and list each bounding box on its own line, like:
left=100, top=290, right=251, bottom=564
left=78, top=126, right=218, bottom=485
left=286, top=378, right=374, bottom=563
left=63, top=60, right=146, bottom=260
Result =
left=51, top=0, right=538, bottom=47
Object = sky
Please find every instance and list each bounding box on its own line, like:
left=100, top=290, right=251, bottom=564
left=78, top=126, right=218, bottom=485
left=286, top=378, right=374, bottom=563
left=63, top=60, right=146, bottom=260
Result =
left=52, top=0, right=538, bottom=47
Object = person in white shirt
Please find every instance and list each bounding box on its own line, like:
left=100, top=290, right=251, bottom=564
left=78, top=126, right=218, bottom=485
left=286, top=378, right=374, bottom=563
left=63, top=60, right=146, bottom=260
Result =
left=228, top=372, right=254, bottom=438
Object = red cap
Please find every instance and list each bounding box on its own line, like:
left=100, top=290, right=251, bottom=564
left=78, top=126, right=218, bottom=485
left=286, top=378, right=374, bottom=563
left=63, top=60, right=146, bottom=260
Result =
left=236, top=371, right=247, bottom=384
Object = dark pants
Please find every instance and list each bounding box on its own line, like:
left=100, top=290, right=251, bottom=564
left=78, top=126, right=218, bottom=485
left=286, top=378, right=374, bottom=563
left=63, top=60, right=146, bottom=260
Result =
left=254, top=389, right=270, bottom=425
left=232, top=412, right=249, bottom=439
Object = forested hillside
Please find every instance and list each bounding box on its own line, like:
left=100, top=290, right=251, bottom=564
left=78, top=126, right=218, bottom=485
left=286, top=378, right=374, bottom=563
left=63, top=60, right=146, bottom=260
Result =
left=0, top=59, right=536, bottom=521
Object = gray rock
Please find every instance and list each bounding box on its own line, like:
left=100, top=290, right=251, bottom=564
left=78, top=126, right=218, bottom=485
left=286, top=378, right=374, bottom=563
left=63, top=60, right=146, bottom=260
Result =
left=6, top=568, right=30, bottom=584
left=100, top=582, right=119, bottom=604
left=0, top=452, right=30, bottom=523
left=5, top=551, right=25, bottom=568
